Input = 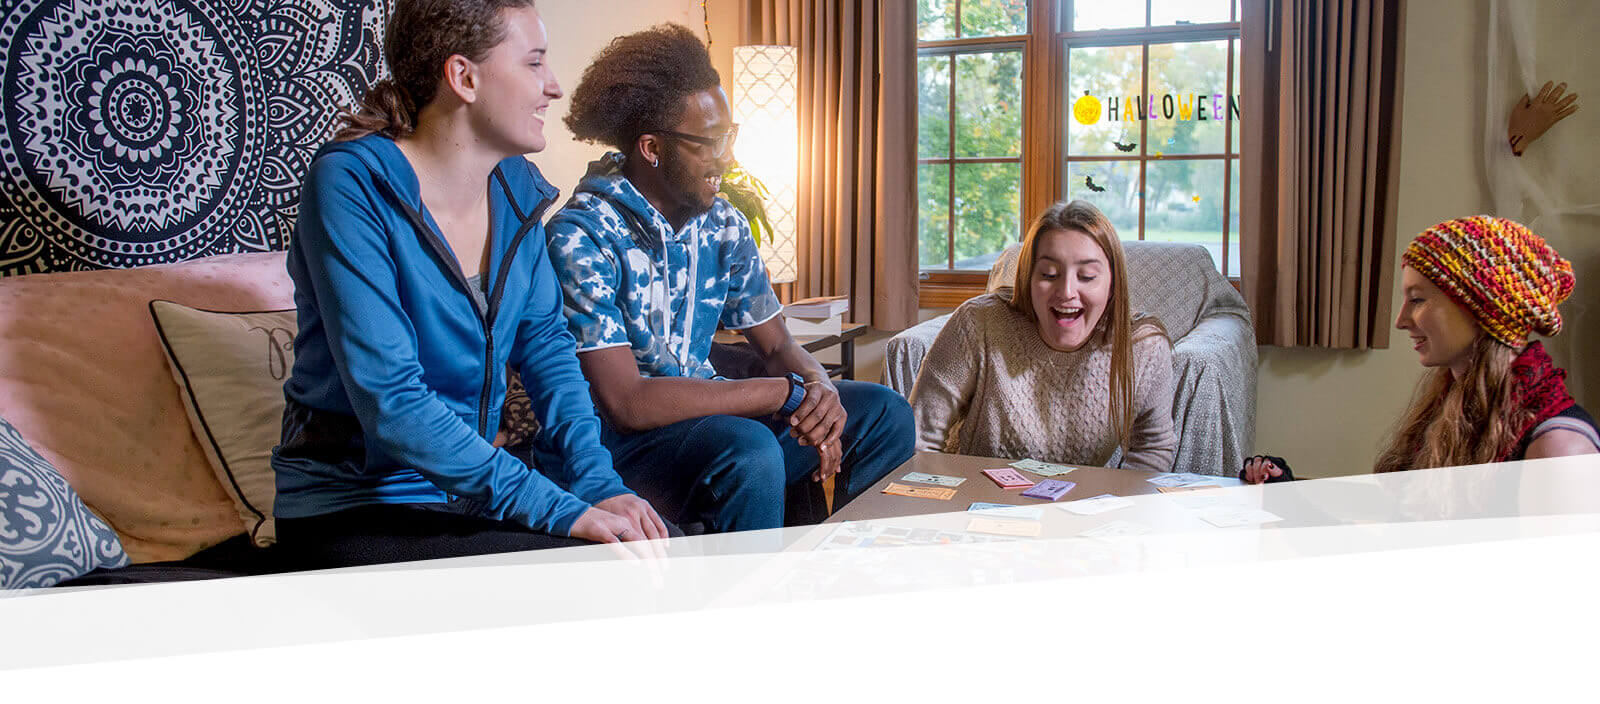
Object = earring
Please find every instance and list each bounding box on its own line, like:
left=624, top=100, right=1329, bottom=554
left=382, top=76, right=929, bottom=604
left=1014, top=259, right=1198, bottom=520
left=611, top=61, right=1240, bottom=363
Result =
left=648, top=156, right=659, bottom=168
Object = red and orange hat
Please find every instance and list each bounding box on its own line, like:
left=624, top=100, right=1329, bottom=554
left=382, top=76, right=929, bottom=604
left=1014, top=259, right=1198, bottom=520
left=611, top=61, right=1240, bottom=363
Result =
left=1402, top=215, right=1574, bottom=347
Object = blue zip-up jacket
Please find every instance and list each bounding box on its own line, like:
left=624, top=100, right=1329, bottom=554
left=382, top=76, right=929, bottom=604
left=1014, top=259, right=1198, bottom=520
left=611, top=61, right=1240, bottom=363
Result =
left=272, top=134, right=630, bottom=536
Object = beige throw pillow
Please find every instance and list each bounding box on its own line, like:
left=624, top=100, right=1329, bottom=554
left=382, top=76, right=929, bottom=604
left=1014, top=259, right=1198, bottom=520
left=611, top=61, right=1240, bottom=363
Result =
left=149, top=300, right=295, bottom=546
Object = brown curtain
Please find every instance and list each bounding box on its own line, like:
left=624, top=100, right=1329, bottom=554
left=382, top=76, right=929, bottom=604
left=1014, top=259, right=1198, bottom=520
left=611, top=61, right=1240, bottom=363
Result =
left=1240, top=0, right=1406, bottom=348
left=741, top=0, right=917, bottom=331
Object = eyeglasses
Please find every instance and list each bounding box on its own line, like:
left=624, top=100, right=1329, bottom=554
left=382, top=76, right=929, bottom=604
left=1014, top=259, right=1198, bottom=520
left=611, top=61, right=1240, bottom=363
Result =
left=651, top=124, right=740, bottom=158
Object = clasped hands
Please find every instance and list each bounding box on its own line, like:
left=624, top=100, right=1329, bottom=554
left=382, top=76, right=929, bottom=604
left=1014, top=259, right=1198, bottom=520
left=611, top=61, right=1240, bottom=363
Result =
left=787, top=374, right=847, bottom=483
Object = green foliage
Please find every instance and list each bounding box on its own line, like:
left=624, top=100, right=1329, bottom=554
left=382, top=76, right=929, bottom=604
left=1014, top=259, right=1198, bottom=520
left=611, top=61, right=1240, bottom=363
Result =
left=717, top=161, right=774, bottom=248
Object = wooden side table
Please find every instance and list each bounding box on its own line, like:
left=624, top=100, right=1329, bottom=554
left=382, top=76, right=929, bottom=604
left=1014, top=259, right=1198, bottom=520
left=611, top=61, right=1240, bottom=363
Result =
left=713, top=322, right=870, bottom=380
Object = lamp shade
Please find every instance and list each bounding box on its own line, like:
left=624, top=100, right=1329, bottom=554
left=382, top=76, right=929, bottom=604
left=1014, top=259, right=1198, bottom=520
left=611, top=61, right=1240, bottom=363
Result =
left=732, top=45, right=798, bottom=284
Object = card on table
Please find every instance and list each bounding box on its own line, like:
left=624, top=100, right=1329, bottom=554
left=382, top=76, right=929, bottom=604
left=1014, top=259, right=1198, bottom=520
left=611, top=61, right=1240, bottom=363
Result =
left=1147, top=472, right=1218, bottom=488
left=966, top=517, right=1043, bottom=538
left=1199, top=508, right=1284, bottom=528
left=1020, top=478, right=1076, bottom=501
left=1058, top=493, right=1134, bottom=515
left=882, top=482, right=956, bottom=500
left=900, top=471, right=966, bottom=487
left=981, top=468, right=1036, bottom=489
left=1078, top=520, right=1153, bottom=539
left=967, top=502, right=1044, bottom=520
left=1156, top=485, right=1217, bottom=494
left=1009, top=458, right=1076, bottom=477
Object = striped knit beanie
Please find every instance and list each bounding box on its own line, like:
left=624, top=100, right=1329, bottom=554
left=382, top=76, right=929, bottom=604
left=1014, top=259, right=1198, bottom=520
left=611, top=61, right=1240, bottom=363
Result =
left=1402, top=215, right=1574, bottom=347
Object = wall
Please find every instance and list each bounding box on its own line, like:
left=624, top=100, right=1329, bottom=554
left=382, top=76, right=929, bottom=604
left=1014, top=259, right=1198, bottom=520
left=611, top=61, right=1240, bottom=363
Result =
left=534, top=0, right=741, bottom=199
left=1253, top=0, right=1600, bottom=479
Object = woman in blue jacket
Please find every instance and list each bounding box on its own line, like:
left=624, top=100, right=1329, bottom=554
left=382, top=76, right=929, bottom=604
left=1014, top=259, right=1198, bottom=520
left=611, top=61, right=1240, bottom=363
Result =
left=271, top=0, right=667, bottom=568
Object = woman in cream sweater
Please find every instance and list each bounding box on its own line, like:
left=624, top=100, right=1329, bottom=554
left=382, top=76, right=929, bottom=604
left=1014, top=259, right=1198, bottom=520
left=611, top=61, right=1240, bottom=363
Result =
left=910, top=200, right=1176, bottom=472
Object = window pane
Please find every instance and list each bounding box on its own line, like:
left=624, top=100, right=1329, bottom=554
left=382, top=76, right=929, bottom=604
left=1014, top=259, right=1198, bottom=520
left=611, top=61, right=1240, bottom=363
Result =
left=1063, top=161, right=1139, bottom=239
left=1227, top=158, right=1239, bottom=276
left=919, top=163, right=951, bottom=269
left=960, top=0, right=1028, bottom=37
left=955, top=51, right=1023, bottom=158
left=918, top=56, right=951, bottom=158
left=1150, top=0, right=1232, bottom=27
left=1065, top=45, right=1144, bottom=157
left=1147, top=41, right=1229, bottom=156
left=1145, top=159, right=1226, bottom=271
left=1230, top=38, right=1240, bottom=154
left=953, top=162, right=1021, bottom=270
left=918, top=0, right=956, bottom=41
left=1069, top=0, right=1144, bottom=31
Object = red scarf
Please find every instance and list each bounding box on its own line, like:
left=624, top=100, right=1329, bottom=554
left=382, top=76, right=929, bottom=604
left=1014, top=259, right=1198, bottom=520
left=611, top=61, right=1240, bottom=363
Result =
left=1498, top=340, right=1576, bottom=461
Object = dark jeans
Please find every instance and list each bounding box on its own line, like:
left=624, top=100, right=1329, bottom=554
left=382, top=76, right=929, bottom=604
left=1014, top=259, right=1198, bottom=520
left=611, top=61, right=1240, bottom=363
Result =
left=545, top=380, right=914, bottom=533
left=275, top=502, right=681, bottom=570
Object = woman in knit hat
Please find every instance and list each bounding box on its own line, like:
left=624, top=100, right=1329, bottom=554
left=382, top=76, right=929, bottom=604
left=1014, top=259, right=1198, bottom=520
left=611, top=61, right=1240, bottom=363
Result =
left=1243, top=215, right=1597, bottom=483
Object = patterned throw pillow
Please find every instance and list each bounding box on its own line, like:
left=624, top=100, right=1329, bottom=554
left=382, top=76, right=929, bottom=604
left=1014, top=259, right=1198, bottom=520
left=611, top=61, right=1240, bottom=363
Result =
left=0, top=415, right=130, bottom=589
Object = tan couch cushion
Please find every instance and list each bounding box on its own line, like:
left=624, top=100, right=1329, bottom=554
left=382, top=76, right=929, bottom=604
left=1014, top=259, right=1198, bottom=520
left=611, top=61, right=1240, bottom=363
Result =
left=0, top=252, right=293, bottom=562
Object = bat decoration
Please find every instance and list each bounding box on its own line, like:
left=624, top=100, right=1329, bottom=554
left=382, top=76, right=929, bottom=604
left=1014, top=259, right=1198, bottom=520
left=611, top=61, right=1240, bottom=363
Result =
left=1112, top=140, right=1137, bottom=152
left=1085, top=175, right=1106, bottom=192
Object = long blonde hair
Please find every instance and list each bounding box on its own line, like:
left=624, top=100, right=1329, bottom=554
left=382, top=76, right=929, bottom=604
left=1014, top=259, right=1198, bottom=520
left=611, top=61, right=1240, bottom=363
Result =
left=1010, top=200, right=1165, bottom=450
left=1373, top=335, right=1530, bottom=472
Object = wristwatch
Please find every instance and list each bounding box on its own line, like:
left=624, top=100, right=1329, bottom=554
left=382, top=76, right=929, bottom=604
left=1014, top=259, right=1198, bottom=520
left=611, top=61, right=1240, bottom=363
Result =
left=778, top=372, right=807, bottom=417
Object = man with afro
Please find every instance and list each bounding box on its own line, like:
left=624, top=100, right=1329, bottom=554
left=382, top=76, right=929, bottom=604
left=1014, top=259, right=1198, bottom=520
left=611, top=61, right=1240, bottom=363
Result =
left=541, top=24, right=912, bottom=533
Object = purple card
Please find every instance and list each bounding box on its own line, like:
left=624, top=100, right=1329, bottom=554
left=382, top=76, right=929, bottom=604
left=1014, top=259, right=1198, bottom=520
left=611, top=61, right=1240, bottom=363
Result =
left=1021, top=479, right=1075, bottom=501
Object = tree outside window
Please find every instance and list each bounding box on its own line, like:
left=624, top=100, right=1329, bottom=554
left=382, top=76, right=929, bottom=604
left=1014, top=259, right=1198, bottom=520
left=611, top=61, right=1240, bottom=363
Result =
left=917, top=0, right=1243, bottom=303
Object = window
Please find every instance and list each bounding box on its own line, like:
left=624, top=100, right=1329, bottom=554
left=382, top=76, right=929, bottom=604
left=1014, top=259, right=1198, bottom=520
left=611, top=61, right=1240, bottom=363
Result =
left=916, top=1, right=1243, bottom=306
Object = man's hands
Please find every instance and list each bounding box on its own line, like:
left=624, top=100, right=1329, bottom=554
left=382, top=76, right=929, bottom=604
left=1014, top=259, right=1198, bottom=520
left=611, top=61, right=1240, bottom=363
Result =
left=788, top=376, right=847, bottom=482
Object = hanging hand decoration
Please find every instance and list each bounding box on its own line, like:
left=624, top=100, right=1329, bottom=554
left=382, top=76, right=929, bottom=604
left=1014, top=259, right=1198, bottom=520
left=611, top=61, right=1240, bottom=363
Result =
left=1508, top=81, right=1579, bottom=156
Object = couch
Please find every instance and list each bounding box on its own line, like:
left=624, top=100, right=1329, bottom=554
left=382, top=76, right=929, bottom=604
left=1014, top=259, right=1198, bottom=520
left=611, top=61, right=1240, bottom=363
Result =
left=0, top=252, right=299, bottom=587
left=886, top=241, right=1257, bottom=476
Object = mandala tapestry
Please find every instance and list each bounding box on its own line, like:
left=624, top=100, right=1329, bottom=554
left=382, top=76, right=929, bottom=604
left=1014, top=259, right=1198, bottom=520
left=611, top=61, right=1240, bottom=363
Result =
left=0, top=0, right=391, bottom=275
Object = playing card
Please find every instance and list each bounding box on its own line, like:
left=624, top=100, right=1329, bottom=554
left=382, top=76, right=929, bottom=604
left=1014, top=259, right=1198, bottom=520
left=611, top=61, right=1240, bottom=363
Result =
left=981, top=468, right=1035, bottom=488
left=967, top=502, right=1044, bottom=520
left=1079, top=520, right=1153, bottom=539
left=882, top=482, right=956, bottom=500
left=966, top=517, right=1042, bottom=537
left=1167, top=493, right=1245, bottom=510
left=1200, top=508, right=1284, bottom=528
left=1147, top=472, right=1218, bottom=488
left=1020, top=479, right=1076, bottom=501
left=1010, top=458, right=1075, bottom=477
left=901, top=471, right=966, bottom=487
left=1058, top=493, right=1134, bottom=515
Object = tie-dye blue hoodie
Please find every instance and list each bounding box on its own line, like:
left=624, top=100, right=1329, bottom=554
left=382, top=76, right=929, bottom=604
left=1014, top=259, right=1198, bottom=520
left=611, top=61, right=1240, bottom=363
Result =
left=545, top=153, right=782, bottom=379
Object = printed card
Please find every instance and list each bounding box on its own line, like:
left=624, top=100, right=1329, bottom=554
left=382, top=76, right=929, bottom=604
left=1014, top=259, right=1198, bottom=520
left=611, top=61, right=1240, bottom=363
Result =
left=901, top=471, right=966, bottom=487
left=1020, top=479, right=1076, bottom=501
left=966, top=517, right=1043, bottom=538
left=981, top=468, right=1036, bottom=489
left=967, top=502, right=1044, bottom=520
left=882, top=482, right=956, bottom=500
left=1079, top=520, right=1153, bottom=539
left=1058, top=494, right=1134, bottom=516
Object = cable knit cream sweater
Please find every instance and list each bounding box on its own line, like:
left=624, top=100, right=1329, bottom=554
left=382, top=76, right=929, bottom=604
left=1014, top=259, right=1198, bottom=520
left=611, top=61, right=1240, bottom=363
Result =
left=910, top=294, right=1177, bottom=471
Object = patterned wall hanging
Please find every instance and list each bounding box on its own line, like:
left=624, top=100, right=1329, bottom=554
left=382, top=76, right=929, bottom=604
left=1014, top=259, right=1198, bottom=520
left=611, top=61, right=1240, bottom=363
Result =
left=0, top=0, right=391, bottom=276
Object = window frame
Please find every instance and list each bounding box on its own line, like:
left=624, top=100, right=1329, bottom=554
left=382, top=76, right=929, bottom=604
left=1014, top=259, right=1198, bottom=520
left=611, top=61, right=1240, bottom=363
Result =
left=917, top=0, right=1243, bottom=308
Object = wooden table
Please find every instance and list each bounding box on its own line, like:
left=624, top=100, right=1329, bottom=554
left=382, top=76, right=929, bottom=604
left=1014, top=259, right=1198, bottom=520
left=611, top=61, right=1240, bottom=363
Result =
left=828, top=451, right=1240, bottom=524
left=714, top=322, right=869, bottom=380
